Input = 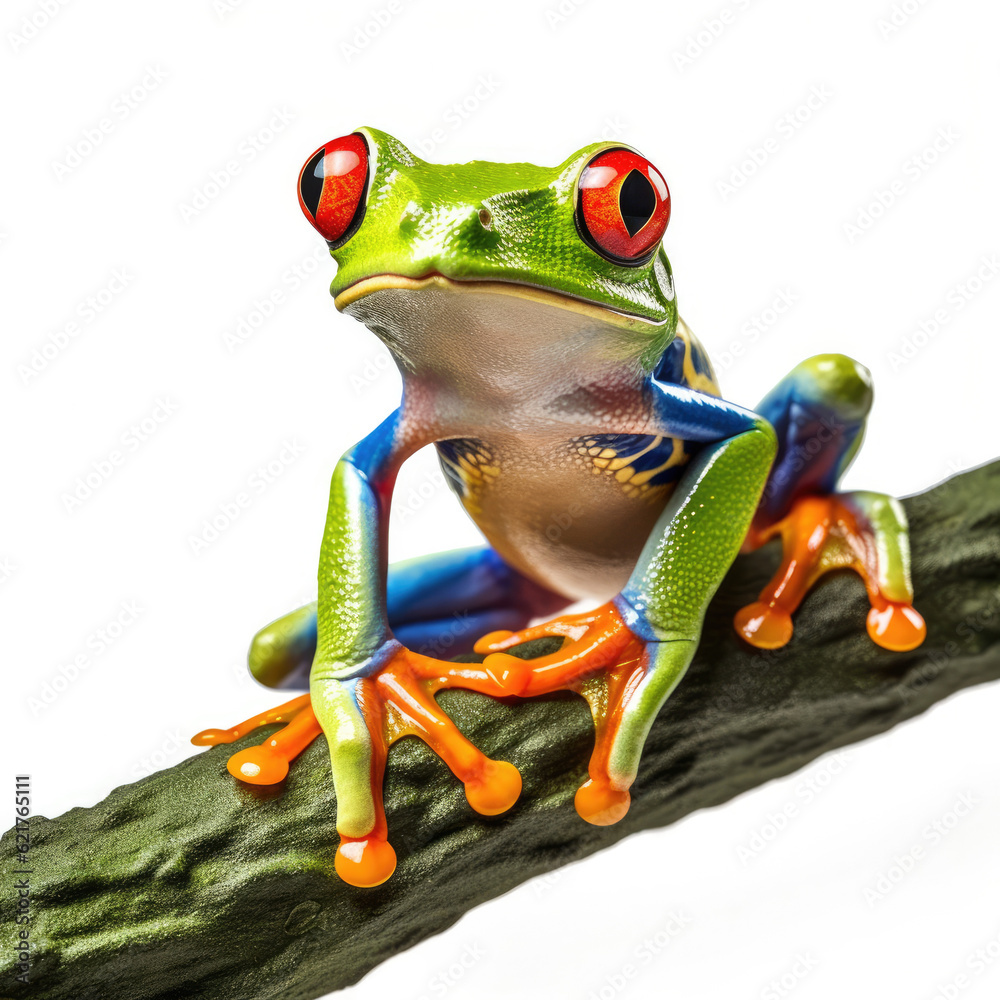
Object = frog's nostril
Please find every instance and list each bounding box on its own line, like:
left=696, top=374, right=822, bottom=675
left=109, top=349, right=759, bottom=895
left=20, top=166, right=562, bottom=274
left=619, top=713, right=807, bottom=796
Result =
left=478, top=208, right=493, bottom=230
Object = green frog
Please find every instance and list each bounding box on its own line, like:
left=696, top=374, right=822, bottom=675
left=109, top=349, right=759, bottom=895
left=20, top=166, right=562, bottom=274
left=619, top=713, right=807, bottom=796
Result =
left=193, top=127, right=925, bottom=887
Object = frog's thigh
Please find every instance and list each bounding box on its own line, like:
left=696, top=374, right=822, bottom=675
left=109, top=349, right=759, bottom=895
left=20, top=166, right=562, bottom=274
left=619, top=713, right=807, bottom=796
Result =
left=249, top=546, right=568, bottom=688
left=755, top=353, right=873, bottom=524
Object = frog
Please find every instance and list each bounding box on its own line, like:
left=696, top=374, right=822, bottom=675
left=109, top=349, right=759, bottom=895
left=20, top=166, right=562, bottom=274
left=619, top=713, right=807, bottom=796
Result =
left=193, top=127, right=926, bottom=888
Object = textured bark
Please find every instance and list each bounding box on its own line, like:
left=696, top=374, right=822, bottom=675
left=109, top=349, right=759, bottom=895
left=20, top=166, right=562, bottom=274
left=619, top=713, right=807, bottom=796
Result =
left=3, top=462, right=999, bottom=1000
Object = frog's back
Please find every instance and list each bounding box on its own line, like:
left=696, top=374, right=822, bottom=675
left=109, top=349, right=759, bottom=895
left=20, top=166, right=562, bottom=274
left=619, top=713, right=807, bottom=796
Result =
left=435, top=319, right=722, bottom=602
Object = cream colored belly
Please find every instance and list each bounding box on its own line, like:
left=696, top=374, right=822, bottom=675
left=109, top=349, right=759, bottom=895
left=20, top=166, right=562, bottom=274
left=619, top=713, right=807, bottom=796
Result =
left=438, top=434, right=687, bottom=602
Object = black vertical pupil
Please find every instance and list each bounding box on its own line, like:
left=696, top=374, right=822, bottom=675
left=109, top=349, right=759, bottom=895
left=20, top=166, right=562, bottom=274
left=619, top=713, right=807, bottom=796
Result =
left=300, top=148, right=326, bottom=219
left=619, top=169, right=656, bottom=237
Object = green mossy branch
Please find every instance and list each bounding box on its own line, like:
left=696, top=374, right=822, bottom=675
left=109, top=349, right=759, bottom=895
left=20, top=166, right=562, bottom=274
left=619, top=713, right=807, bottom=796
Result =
left=3, top=462, right=1000, bottom=1000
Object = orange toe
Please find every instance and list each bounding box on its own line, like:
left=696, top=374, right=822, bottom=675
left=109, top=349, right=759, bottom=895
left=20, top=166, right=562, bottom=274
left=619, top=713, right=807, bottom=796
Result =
left=734, top=601, right=794, bottom=649
left=191, top=727, right=229, bottom=747
left=335, top=836, right=397, bottom=888
left=464, top=759, right=522, bottom=815
left=575, top=778, right=631, bottom=826
left=867, top=601, right=927, bottom=652
left=226, top=745, right=289, bottom=785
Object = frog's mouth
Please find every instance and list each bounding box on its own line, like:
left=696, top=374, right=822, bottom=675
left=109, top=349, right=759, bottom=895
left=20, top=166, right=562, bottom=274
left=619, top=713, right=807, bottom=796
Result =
left=333, top=272, right=666, bottom=331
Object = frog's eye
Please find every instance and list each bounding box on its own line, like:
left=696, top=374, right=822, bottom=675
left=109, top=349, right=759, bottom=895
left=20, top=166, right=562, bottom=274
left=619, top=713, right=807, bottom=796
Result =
left=577, top=149, right=670, bottom=264
left=297, top=133, right=369, bottom=246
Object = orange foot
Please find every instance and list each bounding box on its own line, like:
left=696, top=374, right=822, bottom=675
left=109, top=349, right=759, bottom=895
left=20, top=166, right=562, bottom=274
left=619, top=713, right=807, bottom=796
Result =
left=333, top=645, right=523, bottom=886
left=464, top=601, right=655, bottom=827
left=194, top=606, right=666, bottom=885
left=192, top=693, right=321, bottom=783
left=735, top=493, right=926, bottom=652
left=194, top=647, right=525, bottom=889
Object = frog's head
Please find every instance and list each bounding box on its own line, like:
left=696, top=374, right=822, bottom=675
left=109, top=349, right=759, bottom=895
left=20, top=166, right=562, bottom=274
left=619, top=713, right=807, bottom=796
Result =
left=297, top=127, right=678, bottom=376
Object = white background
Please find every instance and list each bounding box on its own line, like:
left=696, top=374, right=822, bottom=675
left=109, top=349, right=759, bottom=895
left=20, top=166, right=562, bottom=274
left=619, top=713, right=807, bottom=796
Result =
left=5, top=0, right=1000, bottom=998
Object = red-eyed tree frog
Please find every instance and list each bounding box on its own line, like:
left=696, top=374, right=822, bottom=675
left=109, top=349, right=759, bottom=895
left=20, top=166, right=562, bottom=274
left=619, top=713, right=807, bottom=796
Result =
left=194, top=128, right=926, bottom=887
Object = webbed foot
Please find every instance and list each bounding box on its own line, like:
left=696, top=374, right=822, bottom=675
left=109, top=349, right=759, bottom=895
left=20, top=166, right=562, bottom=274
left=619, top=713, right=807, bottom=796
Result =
left=465, top=601, right=694, bottom=826
left=735, top=491, right=926, bottom=651
left=308, top=642, right=526, bottom=887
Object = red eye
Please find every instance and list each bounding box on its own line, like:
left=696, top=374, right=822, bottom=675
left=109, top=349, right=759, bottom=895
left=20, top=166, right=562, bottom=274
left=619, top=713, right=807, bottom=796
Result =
left=577, top=149, right=670, bottom=263
left=297, top=133, right=369, bottom=245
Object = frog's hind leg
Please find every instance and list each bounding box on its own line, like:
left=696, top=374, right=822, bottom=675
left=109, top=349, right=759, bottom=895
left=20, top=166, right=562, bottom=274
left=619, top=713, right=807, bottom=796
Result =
left=243, top=545, right=569, bottom=690
left=735, top=354, right=926, bottom=652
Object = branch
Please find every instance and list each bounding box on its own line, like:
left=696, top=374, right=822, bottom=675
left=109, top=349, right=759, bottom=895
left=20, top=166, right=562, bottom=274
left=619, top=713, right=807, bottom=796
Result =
left=4, top=462, right=1000, bottom=1000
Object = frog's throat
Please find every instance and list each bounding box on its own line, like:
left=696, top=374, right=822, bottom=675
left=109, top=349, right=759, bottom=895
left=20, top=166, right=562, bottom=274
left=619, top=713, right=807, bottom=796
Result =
left=333, top=273, right=668, bottom=332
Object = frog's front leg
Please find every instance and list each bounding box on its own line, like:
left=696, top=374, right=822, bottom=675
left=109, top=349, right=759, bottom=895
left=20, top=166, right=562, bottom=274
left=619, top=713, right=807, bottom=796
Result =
left=442, top=384, right=777, bottom=825
left=195, top=411, right=528, bottom=888
left=734, top=354, right=926, bottom=651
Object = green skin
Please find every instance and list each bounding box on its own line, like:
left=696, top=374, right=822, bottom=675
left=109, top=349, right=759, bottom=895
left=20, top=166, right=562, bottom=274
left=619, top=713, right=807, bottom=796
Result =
left=252, top=127, right=914, bottom=844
